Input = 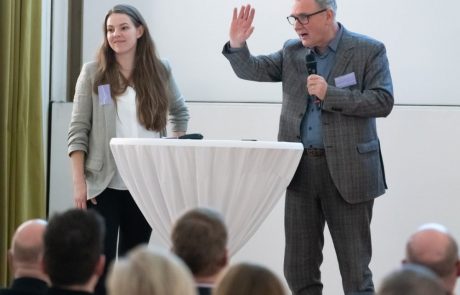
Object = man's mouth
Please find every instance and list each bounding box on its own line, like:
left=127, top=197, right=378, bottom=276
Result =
left=299, top=33, right=308, bottom=39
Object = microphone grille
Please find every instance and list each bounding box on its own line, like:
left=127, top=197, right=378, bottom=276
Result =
left=306, top=50, right=315, bottom=64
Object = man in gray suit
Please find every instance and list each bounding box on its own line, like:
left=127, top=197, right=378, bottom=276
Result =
left=222, top=0, right=394, bottom=294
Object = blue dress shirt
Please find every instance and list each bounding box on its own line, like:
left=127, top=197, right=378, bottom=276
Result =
left=301, top=24, right=344, bottom=148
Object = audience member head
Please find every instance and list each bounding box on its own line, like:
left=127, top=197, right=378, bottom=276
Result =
left=171, top=207, right=228, bottom=283
left=8, top=219, right=48, bottom=282
left=377, top=263, right=445, bottom=295
left=214, top=262, right=287, bottom=295
left=43, top=209, right=105, bottom=291
left=404, top=223, right=460, bottom=294
left=107, top=245, right=196, bottom=295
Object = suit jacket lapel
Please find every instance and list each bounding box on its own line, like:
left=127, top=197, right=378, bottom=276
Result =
left=328, top=28, right=355, bottom=85
left=295, top=46, right=311, bottom=75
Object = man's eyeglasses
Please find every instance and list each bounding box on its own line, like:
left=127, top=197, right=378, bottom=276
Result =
left=286, top=8, right=327, bottom=25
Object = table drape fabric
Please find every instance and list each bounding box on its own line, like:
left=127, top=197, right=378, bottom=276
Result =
left=110, top=138, right=303, bottom=255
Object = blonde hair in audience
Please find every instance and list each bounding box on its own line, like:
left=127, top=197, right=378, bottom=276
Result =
left=214, top=262, right=286, bottom=295
left=107, top=245, right=196, bottom=295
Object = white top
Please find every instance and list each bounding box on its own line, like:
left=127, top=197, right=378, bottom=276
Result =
left=109, top=87, right=160, bottom=189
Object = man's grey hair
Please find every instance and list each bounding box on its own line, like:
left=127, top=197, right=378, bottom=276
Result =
left=378, top=264, right=445, bottom=295
left=315, top=0, right=337, bottom=14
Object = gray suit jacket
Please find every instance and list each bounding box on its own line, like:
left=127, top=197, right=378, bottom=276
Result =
left=223, top=26, right=394, bottom=203
left=67, top=60, right=189, bottom=198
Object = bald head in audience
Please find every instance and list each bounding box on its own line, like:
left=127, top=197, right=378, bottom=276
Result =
left=404, top=223, right=460, bottom=295
left=8, top=219, right=49, bottom=283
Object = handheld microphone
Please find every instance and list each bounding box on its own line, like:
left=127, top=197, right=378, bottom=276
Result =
left=305, top=51, right=320, bottom=103
left=306, top=51, right=317, bottom=75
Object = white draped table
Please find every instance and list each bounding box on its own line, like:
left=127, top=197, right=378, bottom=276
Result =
left=110, top=138, right=303, bottom=255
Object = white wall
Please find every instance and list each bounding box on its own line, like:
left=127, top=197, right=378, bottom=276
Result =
left=49, top=103, right=460, bottom=294
left=50, top=0, right=68, bottom=102
left=82, top=0, right=460, bottom=105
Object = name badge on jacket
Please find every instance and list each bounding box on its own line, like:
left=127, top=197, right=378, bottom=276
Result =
left=335, top=72, right=357, bottom=88
left=98, top=84, right=113, bottom=105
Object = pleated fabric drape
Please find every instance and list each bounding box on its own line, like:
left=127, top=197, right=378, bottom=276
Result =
left=0, top=0, right=45, bottom=286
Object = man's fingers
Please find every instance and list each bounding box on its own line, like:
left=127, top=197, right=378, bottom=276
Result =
left=244, top=5, right=252, bottom=20
left=75, top=201, right=87, bottom=210
left=238, top=5, right=245, bottom=19
left=248, top=7, right=255, bottom=23
left=236, top=5, right=253, bottom=21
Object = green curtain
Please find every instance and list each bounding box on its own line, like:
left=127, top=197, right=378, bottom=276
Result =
left=0, top=0, right=45, bottom=286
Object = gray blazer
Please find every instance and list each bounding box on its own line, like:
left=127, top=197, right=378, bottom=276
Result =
left=223, top=26, right=394, bottom=203
left=67, top=60, right=189, bottom=198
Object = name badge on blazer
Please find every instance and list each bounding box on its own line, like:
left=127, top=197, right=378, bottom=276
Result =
left=98, top=84, right=113, bottom=105
left=334, top=72, right=357, bottom=88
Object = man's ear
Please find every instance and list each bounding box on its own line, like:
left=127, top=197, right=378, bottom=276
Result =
left=40, top=257, right=48, bottom=275
left=326, top=9, right=334, bottom=21
left=219, top=249, right=229, bottom=268
left=95, top=255, right=106, bottom=277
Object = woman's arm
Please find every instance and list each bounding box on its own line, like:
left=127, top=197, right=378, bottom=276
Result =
left=70, top=151, right=88, bottom=209
left=163, top=60, right=190, bottom=133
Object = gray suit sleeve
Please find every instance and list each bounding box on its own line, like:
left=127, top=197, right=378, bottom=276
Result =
left=222, top=42, right=283, bottom=82
left=163, top=59, right=190, bottom=132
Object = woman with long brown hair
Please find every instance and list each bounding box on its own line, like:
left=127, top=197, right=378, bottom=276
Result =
left=67, top=4, right=189, bottom=295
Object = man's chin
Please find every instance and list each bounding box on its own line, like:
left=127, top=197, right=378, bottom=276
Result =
left=301, top=40, right=311, bottom=48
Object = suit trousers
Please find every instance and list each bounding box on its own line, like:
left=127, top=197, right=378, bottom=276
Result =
left=88, top=188, right=152, bottom=295
left=284, top=152, right=374, bottom=295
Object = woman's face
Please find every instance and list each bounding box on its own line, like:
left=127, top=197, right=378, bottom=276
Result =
left=106, top=13, right=144, bottom=57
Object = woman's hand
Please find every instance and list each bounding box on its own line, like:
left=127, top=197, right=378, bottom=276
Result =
left=70, top=151, right=96, bottom=209
left=73, top=178, right=88, bottom=209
